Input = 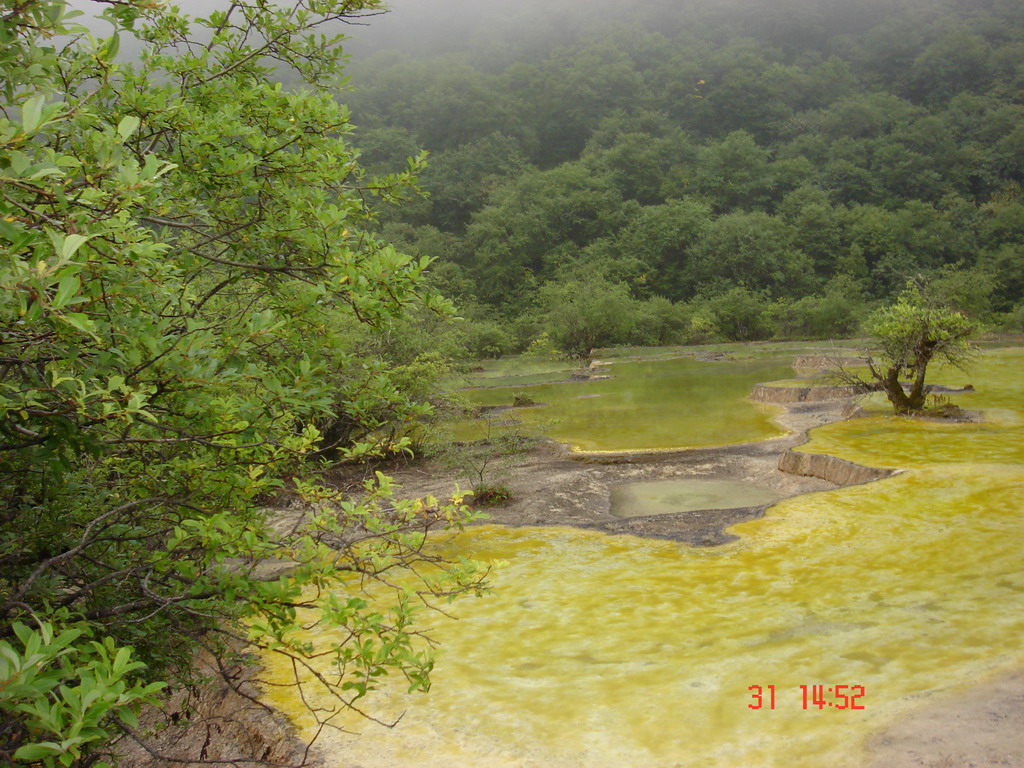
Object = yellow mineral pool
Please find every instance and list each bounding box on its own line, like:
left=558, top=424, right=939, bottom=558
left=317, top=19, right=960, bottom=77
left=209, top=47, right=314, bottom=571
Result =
left=259, top=347, right=1024, bottom=767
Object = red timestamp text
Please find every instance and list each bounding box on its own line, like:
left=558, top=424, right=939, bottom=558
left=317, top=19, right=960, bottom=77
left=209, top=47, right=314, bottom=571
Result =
left=747, top=684, right=866, bottom=710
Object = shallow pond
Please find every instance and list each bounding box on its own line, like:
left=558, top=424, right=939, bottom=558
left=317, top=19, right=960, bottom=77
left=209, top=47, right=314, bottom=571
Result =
left=260, top=348, right=1024, bottom=767
left=610, top=478, right=783, bottom=517
left=456, top=356, right=793, bottom=452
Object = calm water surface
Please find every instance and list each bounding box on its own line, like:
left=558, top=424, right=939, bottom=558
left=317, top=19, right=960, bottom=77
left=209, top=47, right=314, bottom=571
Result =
left=457, top=356, right=792, bottom=451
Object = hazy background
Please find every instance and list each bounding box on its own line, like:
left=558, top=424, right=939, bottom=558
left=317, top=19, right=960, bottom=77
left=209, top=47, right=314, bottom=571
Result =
left=64, top=0, right=926, bottom=69
left=336, top=0, right=915, bottom=59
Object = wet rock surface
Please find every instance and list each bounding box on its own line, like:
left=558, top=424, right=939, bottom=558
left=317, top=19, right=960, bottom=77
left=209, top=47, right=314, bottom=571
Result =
left=750, top=383, right=865, bottom=403
left=118, top=351, right=1024, bottom=768
left=778, top=449, right=895, bottom=486
left=792, top=354, right=867, bottom=369
left=865, top=669, right=1024, bottom=768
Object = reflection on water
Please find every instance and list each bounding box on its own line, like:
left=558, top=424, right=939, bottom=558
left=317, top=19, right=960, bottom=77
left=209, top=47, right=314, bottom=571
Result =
left=456, top=356, right=793, bottom=451
left=610, top=478, right=783, bottom=517
left=260, top=348, right=1024, bottom=768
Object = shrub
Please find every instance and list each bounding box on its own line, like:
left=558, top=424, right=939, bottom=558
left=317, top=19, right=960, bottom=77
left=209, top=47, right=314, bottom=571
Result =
left=470, top=483, right=514, bottom=506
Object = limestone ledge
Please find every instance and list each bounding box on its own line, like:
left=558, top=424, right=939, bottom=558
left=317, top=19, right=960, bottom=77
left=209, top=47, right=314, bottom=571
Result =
left=750, top=383, right=864, bottom=403
left=791, top=354, right=866, bottom=370
left=777, top=448, right=895, bottom=486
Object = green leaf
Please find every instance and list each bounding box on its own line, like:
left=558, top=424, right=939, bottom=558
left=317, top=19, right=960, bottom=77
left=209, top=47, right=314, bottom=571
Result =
left=53, top=273, right=81, bottom=309
left=0, top=218, right=29, bottom=247
left=117, top=115, right=140, bottom=142
left=61, top=234, right=92, bottom=260
left=119, top=706, right=140, bottom=728
left=14, top=742, right=65, bottom=760
left=22, top=95, right=45, bottom=133
left=60, top=313, right=96, bottom=334
left=102, top=32, right=120, bottom=61
left=141, top=153, right=176, bottom=180
left=112, top=646, right=132, bottom=674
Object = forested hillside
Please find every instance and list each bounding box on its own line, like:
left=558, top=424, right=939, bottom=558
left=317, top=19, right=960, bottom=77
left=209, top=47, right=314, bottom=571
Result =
left=343, top=0, right=1024, bottom=355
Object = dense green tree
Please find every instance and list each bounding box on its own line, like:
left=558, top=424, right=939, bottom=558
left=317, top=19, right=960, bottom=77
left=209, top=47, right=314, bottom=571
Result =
left=860, top=284, right=981, bottom=414
left=928, top=263, right=997, bottom=321
left=616, top=199, right=713, bottom=301
left=355, top=125, right=423, bottom=176
left=812, top=92, right=920, bottom=142
left=420, top=133, right=530, bottom=231
left=633, top=295, right=692, bottom=346
left=692, top=211, right=812, bottom=297
left=872, top=142, right=948, bottom=203
left=982, top=244, right=1024, bottom=313
left=771, top=276, right=867, bottom=339
left=690, top=40, right=794, bottom=141
left=407, top=65, right=526, bottom=152
left=858, top=13, right=927, bottom=91
left=465, top=164, right=626, bottom=305
left=580, top=111, right=697, bottom=205
left=698, top=287, right=775, bottom=341
left=539, top=275, right=637, bottom=360
left=822, top=147, right=881, bottom=205
left=840, top=202, right=975, bottom=296
left=519, top=43, right=645, bottom=167
left=691, top=130, right=775, bottom=211
left=777, top=186, right=843, bottom=278
left=908, top=29, right=992, bottom=103
left=346, top=52, right=435, bottom=128
left=0, top=2, right=486, bottom=763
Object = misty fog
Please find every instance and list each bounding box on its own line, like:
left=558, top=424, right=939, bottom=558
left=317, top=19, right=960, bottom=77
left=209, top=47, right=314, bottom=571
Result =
left=63, top=0, right=920, bottom=69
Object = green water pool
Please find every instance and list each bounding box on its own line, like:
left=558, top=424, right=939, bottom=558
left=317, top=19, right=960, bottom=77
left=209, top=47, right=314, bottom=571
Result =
left=456, top=355, right=794, bottom=451
left=609, top=478, right=784, bottom=517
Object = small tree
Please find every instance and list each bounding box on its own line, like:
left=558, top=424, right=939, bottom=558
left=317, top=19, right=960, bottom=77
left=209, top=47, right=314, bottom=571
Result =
left=539, top=275, right=636, bottom=361
left=434, top=415, right=537, bottom=507
left=859, top=284, right=981, bottom=414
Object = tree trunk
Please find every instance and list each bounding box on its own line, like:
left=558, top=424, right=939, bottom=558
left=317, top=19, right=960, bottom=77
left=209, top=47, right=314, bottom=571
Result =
left=906, top=360, right=931, bottom=412
left=882, top=366, right=914, bottom=414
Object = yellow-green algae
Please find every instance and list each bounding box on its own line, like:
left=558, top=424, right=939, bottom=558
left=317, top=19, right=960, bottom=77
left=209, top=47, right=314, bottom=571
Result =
left=260, top=348, right=1024, bottom=767
left=457, top=356, right=793, bottom=451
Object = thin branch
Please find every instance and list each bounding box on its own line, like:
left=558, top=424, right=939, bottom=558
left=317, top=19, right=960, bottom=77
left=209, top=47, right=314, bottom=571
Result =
left=0, top=497, right=170, bottom=617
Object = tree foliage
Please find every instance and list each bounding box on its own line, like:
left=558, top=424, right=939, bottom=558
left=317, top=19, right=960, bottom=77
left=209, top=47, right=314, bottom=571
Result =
left=0, top=1, right=486, bottom=763
left=861, top=283, right=980, bottom=414
left=539, top=275, right=636, bottom=360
